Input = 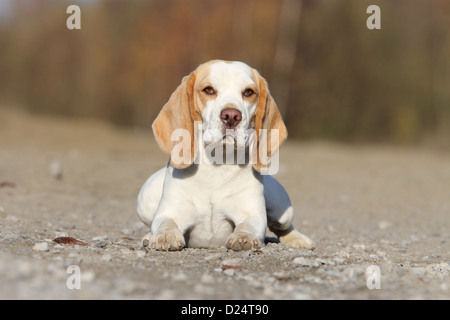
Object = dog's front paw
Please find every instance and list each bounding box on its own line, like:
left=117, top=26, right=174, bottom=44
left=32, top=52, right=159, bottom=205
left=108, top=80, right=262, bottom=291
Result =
left=151, top=228, right=185, bottom=251
left=141, top=232, right=153, bottom=251
left=226, top=232, right=260, bottom=251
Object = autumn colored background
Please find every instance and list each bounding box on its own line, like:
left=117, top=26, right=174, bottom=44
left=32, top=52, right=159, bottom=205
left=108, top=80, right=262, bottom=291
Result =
left=0, top=0, right=449, bottom=146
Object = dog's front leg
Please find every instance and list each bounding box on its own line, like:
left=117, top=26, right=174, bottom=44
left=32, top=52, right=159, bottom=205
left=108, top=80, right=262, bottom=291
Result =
left=150, top=218, right=185, bottom=251
left=226, top=209, right=266, bottom=251
left=226, top=224, right=262, bottom=251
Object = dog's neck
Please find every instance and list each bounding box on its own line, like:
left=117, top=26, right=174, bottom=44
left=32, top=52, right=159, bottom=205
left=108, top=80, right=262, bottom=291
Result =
left=170, top=141, right=258, bottom=185
left=197, top=141, right=252, bottom=167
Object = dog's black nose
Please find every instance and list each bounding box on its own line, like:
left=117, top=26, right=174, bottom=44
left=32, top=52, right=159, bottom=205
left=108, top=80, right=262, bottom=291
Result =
left=220, top=108, right=242, bottom=129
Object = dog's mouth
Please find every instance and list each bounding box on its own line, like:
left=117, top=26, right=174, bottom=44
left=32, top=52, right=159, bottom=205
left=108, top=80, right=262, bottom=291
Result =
left=203, top=128, right=249, bottom=149
left=222, top=131, right=237, bottom=144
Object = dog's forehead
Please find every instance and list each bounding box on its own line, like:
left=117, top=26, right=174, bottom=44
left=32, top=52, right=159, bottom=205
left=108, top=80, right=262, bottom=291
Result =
left=208, top=61, right=255, bottom=89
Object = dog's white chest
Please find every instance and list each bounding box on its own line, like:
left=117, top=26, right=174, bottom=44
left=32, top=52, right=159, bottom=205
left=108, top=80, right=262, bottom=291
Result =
left=172, top=163, right=262, bottom=248
left=185, top=202, right=235, bottom=248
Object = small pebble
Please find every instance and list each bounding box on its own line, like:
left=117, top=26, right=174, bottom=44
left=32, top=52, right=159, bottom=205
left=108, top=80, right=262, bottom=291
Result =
left=33, top=242, right=49, bottom=252
left=352, top=244, right=366, bottom=250
left=48, top=160, right=63, bottom=180
left=135, top=251, right=146, bottom=258
left=204, top=253, right=222, bottom=262
left=221, top=258, right=241, bottom=267
left=293, top=257, right=319, bottom=267
left=379, top=220, right=392, bottom=230
left=92, top=235, right=108, bottom=241
left=102, top=254, right=112, bottom=262
left=273, top=271, right=288, bottom=281
left=201, top=273, right=215, bottom=284
left=95, top=241, right=108, bottom=248
left=120, top=228, right=131, bottom=235
left=223, top=268, right=235, bottom=276
left=6, top=215, right=20, bottom=223
left=172, top=272, right=188, bottom=281
left=0, top=206, right=6, bottom=218
left=81, top=270, right=95, bottom=283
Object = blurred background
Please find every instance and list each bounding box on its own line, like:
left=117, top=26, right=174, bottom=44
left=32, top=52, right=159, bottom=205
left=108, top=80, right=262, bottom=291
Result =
left=0, top=0, right=448, bottom=147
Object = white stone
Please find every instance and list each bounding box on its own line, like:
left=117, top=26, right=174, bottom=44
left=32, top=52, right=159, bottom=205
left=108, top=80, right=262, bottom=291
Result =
left=48, top=160, right=63, bottom=179
left=293, top=257, right=319, bottom=267
left=223, top=268, right=235, bottom=276
left=221, top=258, right=241, bottom=267
left=33, top=242, right=49, bottom=252
left=92, top=235, right=108, bottom=241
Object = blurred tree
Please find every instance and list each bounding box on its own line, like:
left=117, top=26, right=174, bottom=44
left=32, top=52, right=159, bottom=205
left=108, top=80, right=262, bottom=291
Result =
left=272, top=0, right=302, bottom=118
left=0, top=0, right=448, bottom=146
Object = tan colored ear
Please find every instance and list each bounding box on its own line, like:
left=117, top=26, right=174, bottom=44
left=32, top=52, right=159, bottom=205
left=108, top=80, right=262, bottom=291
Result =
left=252, top=70, right=288, bottom=173
left=152, top=72, right=198, bottom=169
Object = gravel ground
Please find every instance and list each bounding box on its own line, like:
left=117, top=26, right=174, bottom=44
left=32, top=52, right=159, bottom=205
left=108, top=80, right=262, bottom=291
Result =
left=0, top=108, right=449, bottom=300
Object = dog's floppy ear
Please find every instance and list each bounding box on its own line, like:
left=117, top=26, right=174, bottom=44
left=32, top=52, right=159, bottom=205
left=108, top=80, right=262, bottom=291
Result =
left=152, top=72, right=198, bottom=169
left=252, top=69, right=288, bottom=173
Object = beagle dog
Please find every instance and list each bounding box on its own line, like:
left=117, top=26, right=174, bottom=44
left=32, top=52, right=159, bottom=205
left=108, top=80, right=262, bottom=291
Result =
left=137, top=60, right=315, bottom=251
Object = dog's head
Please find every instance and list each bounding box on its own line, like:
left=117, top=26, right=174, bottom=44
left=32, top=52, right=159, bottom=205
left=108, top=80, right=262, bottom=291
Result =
left=152, top=60, right=287, bottom=173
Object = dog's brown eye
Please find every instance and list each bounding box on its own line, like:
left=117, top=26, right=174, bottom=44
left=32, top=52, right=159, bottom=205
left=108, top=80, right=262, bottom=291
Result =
left=243, top=89, right=254, bottom=97
left=203, top=86, right=215, bottom=95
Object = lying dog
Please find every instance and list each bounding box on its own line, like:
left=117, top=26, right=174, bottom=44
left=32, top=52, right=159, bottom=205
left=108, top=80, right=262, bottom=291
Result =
left=137, top=60, right=315, bottom=251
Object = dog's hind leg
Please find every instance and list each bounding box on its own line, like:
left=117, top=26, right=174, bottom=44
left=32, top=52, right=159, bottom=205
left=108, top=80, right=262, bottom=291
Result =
left=137, top=167, right=166, bottom=249
left=264, top=175, right=315, bottom=250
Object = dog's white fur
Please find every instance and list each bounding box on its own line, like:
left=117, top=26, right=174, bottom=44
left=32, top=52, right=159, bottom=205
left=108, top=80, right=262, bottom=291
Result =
left=137, top=60, right=315, bottom=251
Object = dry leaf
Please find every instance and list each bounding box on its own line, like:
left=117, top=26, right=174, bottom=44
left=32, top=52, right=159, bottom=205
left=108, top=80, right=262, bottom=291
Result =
left=0, top=181, right=16, bottom=188
left=53, top=236, right=88, bottom=246
left=221, top=265, right=246, bottom=270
